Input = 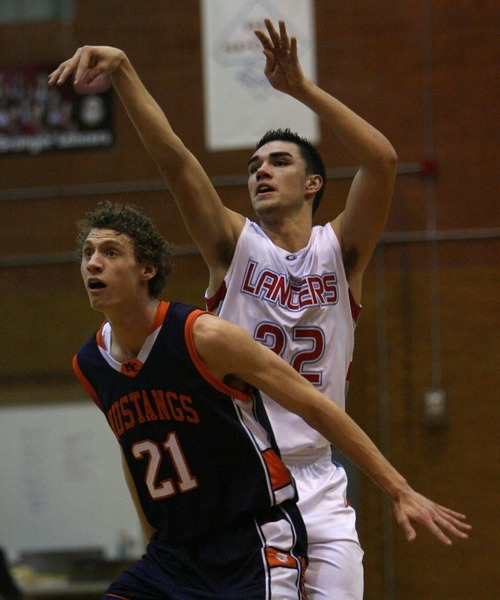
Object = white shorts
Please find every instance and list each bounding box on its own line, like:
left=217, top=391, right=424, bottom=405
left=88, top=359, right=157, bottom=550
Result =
left=285, top=449, right=364, bottom=600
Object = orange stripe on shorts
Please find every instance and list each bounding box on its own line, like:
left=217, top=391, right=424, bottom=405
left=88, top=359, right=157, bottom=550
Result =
left=266, top=546, right=297, bottom=569
left=262, top=448, right=292, bottom=490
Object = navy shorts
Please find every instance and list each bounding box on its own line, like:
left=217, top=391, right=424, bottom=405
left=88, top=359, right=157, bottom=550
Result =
left=103, top=500, right=307, bottom=599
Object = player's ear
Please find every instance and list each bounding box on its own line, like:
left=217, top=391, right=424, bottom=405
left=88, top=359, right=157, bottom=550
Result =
left=305, top=174, right=323, bottom=199
left=141, top=261, right=158, bottom=281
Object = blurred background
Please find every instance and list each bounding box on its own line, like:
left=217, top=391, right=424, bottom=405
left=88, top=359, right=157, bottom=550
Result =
left=0, top=1, right=498, bottom=599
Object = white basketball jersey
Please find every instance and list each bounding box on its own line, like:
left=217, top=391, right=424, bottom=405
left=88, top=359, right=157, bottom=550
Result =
left=207, top=219, right=361, bottom=459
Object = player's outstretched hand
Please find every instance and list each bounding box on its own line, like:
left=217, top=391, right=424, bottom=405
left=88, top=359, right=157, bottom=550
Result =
left=393, top=487, right=472, bottom=545
left=254, top=18, right=306, bottom=94
left=48, top=46, right=125, bottom=91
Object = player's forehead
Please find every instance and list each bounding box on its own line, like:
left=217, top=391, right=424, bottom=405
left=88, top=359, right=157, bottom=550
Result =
left=83, top=228, right=132, bottom=248
left=249, top=140, right=302, bottom=164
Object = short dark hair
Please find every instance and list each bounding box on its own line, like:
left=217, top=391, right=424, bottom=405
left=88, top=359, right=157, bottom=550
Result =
left=77, top=201, right=173, bottom=297
left=256, top=128, right=326, bottom=214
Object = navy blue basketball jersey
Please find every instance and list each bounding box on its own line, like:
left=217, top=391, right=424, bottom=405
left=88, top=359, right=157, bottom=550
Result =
left=73, top=301, right=298, bottom=544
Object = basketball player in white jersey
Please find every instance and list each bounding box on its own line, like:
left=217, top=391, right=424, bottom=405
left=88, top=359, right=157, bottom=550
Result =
left=49, top=19, right=471, bottom=599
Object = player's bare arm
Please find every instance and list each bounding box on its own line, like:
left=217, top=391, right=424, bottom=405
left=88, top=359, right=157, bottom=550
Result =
left=192, top=312, right=471, bottom=545
left=255, top=19, right=398, bottom=301
left=120, top=446, right=156, bottom=544
left=49, top=46, right=243, bottom=286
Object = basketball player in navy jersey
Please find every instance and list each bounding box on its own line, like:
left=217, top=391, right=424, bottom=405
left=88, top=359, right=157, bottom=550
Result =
left=69, top=201, right=469, bottom=600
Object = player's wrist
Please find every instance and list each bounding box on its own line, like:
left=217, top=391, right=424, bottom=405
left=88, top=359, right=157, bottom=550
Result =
left=288, top=77, right=314, bottom=98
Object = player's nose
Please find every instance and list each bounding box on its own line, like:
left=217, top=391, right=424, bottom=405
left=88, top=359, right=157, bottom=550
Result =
left=256, top=162, right=271, bottom=179
left=86, top=252, right=103, bottom=272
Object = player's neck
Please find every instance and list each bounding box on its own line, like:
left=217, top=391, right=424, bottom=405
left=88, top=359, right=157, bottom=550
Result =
left=259, top=211, right=313, bottom=253
left=105, top=297, right=160, bottom=362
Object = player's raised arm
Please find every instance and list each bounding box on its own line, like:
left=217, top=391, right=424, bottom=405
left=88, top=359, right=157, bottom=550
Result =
left=193, top=312, right=472, bottom=546
left=49, top=46, right=243, bottom=283
left=255, top=19, right=398, bottom=299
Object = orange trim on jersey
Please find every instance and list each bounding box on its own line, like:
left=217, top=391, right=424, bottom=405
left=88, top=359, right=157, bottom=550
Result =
left=72, top=354, right=102, bottom=410
left=184, top=309, right=251, bottom=401
left=265, top=546, right=298, bottom=569
left=95, top=301, right=169, bottom=351
left=205, top=280, right=227, bottom=312
left=262, top=448, right=293, bottom=490
left=96, top=322, right=106, bottom=350
left=151, top=300, right=170, bottom=331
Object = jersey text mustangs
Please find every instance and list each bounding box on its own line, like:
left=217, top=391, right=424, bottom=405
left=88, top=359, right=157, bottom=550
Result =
left=107, top=388, right=200, bottom=439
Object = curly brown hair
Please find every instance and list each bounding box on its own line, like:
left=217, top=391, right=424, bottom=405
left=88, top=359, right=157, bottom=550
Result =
left=76, top=201, right=173, bottom=297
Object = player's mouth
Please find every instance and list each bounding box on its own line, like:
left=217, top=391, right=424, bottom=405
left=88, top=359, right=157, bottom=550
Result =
left=88, top=278, right=106, bottom=292
left=256, top=183, right=275, bottom=198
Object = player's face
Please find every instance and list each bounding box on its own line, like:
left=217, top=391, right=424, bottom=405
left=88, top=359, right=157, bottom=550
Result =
left=247, top=141, right=311, bottom=218
left=80, top=228, right=151, bottom=313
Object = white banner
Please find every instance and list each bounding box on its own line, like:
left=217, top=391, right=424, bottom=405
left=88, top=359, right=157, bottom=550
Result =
left=201, top=0, right=319, bottom=151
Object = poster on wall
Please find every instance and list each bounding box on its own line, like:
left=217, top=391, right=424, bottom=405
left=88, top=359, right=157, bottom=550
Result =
left=0, top=64, right=113, bottom=155
left=200, top=0, right=319, bottom=151
left=0, top=402, right=141, bottom=561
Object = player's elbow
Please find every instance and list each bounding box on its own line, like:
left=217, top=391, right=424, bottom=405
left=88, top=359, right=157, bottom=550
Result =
left=362, top=141, right=398, bottom=181
left=382, top=143, right=398, bottom=174
left=373, top=141, right=398, bottom=176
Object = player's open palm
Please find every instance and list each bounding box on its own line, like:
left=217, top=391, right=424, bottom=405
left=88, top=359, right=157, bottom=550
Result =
left=255, top=18, right=306, bottom=94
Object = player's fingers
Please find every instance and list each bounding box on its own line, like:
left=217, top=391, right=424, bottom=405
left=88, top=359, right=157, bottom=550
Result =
left=433, top=503, right=472, bottom=529
left=264, top=18, right=281, bottom=48
left=435, top=510, right=471, bottom=537
left=47, top=65, right=65, bottom=86
left=397, top=514, right=417, bottom=543
left=278, top=20, right=290, bottom=49
left=48, top=48, right=83, bottom=85
left=261, top=50, right=276, bottom=79
left=82, top=65, right=107, bottom=85
left=396, top=505, right=450, bottom=544
left=290, top=37, right=299, bottom=63
left=435, top=504, right=469, bottom=521
left=74, top=46, right=94, bottom=85
left=414, top=509, right=468, bottom=545
left=427, top=521, right=453, bottom=545
left=254, top=29, right=272, bottom=51
left=438, top=519, right=470, bottom=540
left=50, top=63, right=78, bottom=86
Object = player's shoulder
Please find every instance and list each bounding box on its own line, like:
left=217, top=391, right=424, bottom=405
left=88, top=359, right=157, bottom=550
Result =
left=192, top=312, right=248, bottom=357
left=311, top=221, right=341, bottom=249
left=191, top=311, right=225, bottom=340
left=76, top=328, right=100, bottom=356
left=168, top=300, right=201, bottom=320
left=312, top=220, right=335, bottom=237
left=73, top=328, right=104, bottom=378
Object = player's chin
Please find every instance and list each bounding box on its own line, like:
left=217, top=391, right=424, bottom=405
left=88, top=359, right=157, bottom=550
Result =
left=87, top=292, right=108, bottom=311
left=252, top=197, right=280, bottom=216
